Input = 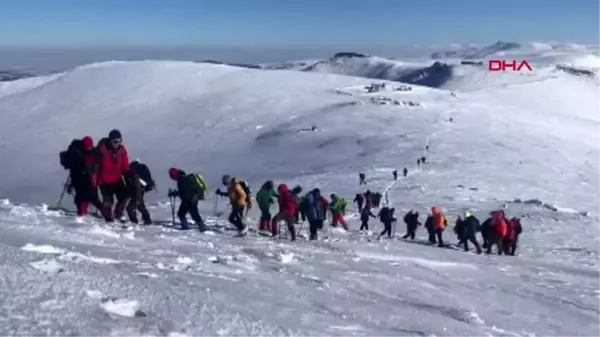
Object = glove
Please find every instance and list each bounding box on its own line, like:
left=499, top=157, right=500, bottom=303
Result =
left=215, top=188, right=222, bottom=196
left=67, top=185, right=74, bottom=195
left=168, top=189, right=179, bottom=198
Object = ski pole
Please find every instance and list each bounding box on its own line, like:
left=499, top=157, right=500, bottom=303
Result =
left=168, top=192, right=175, bottom=224
left=56, top=175, right=70, bottom=208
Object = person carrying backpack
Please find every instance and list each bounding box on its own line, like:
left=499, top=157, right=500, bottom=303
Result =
left=96, top=129, right=130, bottom=222
left=402, top=209, right=420, bottom=240
left=256, top=180, right=278, bottom=232
left=487, top=210, right=508, bottom=255
left=216, top=174, right=249, bottom=236
left=504, top=217, right=523, bottom=256
left=359, top=206, right=376, bottom=231
left=291, top=185, right=304, bottom=223
left=461, top=211, right=483, bottom=254
left=359, top=172, right=366, bottom=185
left=378, top=206, right=397, bottom=238
left=271, top=183, right=298, bottom=240
left=305, top=188, right=329, bottom=240
left=353, top=193, right=365, bottom=213
left=167, top=167, right=207, bottom=231
left=59, top=136, right=103, bottom=216
left=329, top=194, right=348, bottom=230
left=123, top=160, right=155, bottom=224
left=431, top=206, right=447, bottom=247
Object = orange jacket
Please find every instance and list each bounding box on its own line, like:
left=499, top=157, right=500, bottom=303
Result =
left=431, top=206, right=445, bottom=230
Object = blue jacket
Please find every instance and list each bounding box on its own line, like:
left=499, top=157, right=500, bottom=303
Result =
left=306, top=192, right=326, bottom=221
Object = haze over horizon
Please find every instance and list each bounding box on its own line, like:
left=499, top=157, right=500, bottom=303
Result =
left=0, top=0, right=598, bottom=72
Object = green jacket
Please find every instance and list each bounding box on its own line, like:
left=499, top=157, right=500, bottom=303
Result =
left=330, top=198, right=347, bottom=215
left=256, top=186, right=278, bottom=209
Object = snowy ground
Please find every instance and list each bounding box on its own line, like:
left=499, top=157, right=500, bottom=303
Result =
left=0, top=48, right=598, bottom=336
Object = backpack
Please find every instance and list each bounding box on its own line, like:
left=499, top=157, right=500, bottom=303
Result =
left=379, top=207, right=390, bottom=222
left=131, top=161, right=155, bottom=191
left=59, top=139, right=84, bottom=170
left=239, top=180, right=251, bottom=203
left=194, top=173, right=207, bottom=200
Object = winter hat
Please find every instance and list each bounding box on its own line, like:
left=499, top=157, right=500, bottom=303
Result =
left=82, top=136, right=94, bottom=150
left=221, top=174, right=231, bottom=185
left=168, top=168, right=180, bottom=180
left=108, top=129, right=122, bottom=140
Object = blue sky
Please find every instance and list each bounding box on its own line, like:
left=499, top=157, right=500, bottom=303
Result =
left=0, top=0, right=597, bottom=47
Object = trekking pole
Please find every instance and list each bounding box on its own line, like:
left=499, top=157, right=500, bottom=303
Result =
left=56, top=176, right=70, bottom=208
left=168, top=191, right=175, bottom=225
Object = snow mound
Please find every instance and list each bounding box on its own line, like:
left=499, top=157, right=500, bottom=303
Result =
left=21, top=243, right=66, bottom=254
left=29, top=259, right=65, bottom=274
left=100, top=297, right=146, bottom=317
left=58, top=252, right=122, bottom=264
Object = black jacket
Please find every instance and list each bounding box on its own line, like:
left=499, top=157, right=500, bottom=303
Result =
left=424, top=215, right=434, bottom=230
left=462, top=215, right=480, bottom=236
left=403, top=211, right=420, bottom=227
left=480, top=218, right=492, bottom=237
left=360, top=208, right=376, bottom=222
left=378, top=207, right=396, bottom=223
left=124, top=162, right=153, bottom=199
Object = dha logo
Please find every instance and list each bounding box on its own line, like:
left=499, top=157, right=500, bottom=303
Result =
left=488, top=60, right=533, bottom=72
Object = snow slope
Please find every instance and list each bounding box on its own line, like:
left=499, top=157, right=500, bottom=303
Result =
left=0, top=60, right=598, bottom=336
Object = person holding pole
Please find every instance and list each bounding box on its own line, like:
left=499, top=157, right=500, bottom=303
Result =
left=167, top=167, right=207, bottom=231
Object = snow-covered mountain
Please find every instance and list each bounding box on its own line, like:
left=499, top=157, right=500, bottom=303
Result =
left=0, top=57, right=598, bottom=335
left=244, top=42, right=600, bottom=90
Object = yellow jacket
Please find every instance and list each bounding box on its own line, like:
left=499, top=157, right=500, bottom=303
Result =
left=228, top=178, right=248, bottom=207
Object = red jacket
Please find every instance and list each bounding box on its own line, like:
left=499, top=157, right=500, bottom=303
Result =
left=491, top=211, right=507, bottom=239
left=96, top=138, right=130, bottom=184
left=506, top=219, right=517, bottom=240
left=82, top=150, right=100, bottom=186
left=277, top=184, right=297, bottom=217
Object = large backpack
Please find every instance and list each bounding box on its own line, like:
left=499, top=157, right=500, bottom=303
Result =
left=59, top=138, right=84, bottom=170
left=193, top=173, right=207, bottom=200
left=379, top=207, right=390, bottom=222
left=239, top=180, right=251, bottom=203
left=131, top=161, right=155, bottom=191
